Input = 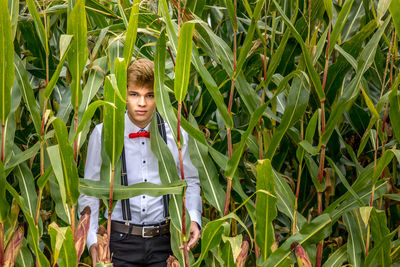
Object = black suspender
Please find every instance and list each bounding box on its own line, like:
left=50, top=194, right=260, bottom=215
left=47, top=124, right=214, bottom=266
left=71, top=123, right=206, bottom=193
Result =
left=120, top=112, right=169, bottom=222
left=156, top=112, right=170, bottom=219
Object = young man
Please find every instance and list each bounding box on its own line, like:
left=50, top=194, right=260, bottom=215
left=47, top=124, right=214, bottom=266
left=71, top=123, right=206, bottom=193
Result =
left=78, top=58, right=202, bottom=267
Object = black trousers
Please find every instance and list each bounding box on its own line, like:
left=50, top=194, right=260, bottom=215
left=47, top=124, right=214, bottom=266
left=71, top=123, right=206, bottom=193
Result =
left=110, top=229, right=172, bottom=267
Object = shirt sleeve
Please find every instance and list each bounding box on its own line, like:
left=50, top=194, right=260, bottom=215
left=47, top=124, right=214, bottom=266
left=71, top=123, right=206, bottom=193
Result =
left=179, top=129, right=202, bottom=228
left=78, top=125, right=102, bottom=249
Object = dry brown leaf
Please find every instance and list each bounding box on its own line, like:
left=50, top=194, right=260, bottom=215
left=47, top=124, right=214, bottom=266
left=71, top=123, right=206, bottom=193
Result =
left=75, top=206, right=91, bottom=261
left=3, top=224, right=24, bottom=267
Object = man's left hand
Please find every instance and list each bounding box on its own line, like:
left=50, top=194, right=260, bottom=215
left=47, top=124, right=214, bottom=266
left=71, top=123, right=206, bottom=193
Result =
left=180, top=222, right=200, bottom=251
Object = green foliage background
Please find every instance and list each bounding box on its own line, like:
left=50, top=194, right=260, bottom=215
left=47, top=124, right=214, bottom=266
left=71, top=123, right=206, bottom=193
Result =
left=1, top=0, right=400, bottom=266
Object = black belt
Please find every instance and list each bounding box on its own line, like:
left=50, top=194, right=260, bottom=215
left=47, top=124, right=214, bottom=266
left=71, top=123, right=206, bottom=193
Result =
left=111, top=221, right=170, bottom=238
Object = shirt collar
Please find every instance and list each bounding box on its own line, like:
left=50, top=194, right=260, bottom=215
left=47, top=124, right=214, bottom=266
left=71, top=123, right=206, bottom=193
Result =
left=124, top=112, right=150, bottom=136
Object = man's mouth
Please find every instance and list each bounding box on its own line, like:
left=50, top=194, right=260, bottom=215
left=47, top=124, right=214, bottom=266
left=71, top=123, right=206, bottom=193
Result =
left=136, top=110, right=147, bottom=115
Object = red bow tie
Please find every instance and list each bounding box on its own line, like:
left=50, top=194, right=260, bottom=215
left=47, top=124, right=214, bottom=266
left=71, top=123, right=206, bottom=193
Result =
left=129, top=131, right=150, bottom=139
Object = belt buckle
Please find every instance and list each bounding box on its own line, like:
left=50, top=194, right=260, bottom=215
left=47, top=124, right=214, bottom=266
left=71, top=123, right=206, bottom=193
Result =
left=142, top=226, right=153, bottom=238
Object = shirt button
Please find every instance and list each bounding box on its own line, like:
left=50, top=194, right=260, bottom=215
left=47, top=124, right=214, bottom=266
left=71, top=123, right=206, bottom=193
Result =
left=142, top=142, right=145, bottom=145
left=142, top=209, right=145, bottom=212
left=143, top=160, right=146, bottom=163
left=144, top=179, right=147, bottom=182
left=143, top=196, right=145, bottom=199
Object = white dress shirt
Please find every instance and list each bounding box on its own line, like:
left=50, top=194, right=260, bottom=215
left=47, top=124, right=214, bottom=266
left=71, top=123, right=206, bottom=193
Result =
left=78, top=113, right=202, bottom=249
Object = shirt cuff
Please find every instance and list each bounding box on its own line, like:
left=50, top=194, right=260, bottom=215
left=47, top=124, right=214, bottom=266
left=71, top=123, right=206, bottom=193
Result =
left=188, top=210, right=202, bottom=230
left=86, top=229, right=98, bottom=250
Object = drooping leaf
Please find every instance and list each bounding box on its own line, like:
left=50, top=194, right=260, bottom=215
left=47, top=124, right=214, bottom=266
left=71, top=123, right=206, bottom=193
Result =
left=48, top=223, right=77, bottom=267
left=26, top=0, right=47, bottom=52
left=323, top=18, right=390, bottom=145
left=262, top=214, right=332, bottom=266
left=44, top=35, right=73, bottom=99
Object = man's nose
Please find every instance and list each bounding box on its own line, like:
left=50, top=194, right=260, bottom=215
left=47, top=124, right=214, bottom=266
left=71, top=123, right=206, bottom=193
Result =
left=138, top=96, right=146, bottom=106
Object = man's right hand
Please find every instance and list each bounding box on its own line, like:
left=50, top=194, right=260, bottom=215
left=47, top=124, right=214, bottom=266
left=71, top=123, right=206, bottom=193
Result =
left=89, top=243, right=98, bottom=267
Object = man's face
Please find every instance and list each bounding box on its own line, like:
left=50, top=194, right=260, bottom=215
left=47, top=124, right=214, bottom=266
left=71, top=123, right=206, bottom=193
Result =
left=126, top=83, right=156, bottom=128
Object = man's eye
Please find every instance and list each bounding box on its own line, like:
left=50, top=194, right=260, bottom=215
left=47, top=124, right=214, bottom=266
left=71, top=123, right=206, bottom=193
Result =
left=130, top=93, right=137, bottom=96
left=147, top=94, right=154, bottom=98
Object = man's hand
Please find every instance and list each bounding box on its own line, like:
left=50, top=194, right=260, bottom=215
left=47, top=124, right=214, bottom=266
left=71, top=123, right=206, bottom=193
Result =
left=89, top=243, right=98, bottom=267
left=180, top=222, right=201, bottom=251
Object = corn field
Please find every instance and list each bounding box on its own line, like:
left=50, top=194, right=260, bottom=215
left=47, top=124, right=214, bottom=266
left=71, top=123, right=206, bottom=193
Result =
left=1, top=0, right=400, bottom=266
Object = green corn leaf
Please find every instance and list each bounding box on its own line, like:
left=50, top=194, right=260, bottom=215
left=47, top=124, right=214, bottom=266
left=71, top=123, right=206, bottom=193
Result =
left=225, top=71, right=305, bottom=179
left=377, top=0, right=393, bottom=22
left=256, top=159, right=277, bottom=261
left=326, top=156, right=363, bottom=207
left=390, top=0, right=400, bottom=41
left=79, top=179, right=186, bottom=199
left=14, top=55, right=41, bottom=135
left=343, top=209, right=366, bottom=267
left=266, top=76, right=310, bottom=158
left=223, top=0, right=237, bottom=30
left=329, top=180, right=387, bottom=222
left=0, top=0, right=14, bottom=125
left=322, top=245, right=347, bottom=267
left=48, top=223, right=77, bottom=267
left=44, top=35, right=73, bottom=99
left=389, top=75, right=400, bottom=141
left=329, top=0, right=354, bottom=54
left=262, top=214, right=332, bottom=266
left=235, top=0, right=264, bottom=74
left=191, top=47, right=233, bottom=128
left=37, top=167, right=53, bottom=190
left=73, top=100, right=115, bottom=142
left=174, top=22, right=195, bottom=103
left=78, top=57, right=108, bottom=119
left=154, top=31, right=178, bottom=140
left=0, top=161, right=9, bottom=221
left=5, top=182, right=50, bottom=267
left=192, top=221, right=226, bottom=267
left=51, top=119, right=80, bottom=205
left=16, top=243, right=34, bottom=267
left=273, top=0, right=324, bottom=101
left=323, top=17, right=390, bottom=145
left=150, top=114, right=184, bottom=231
left=67, top=0, right=88, bottom=113
left=5, top=143, right=40, bottom=173
left=13, top=162, right=38, bottom=219
left=47, top=145, right=69, bottom=222
left=8, top=0, right=18, bottom=39
left=2, top=83, right=20, bottom=167
left=103, top=73, right=125, bottom=169
left=123, top=0, right=140, bottom=63
left=365, top=208, right=391, bottom=266
left=188, top=115, right=225, bottom=214
left=26, top=0, right=47, bottom=53
left=323, top=0, right=333, bottom=20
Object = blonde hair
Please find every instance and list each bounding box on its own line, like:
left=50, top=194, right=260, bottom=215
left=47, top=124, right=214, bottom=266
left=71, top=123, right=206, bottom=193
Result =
left=127, top=58, right=154, bottom=88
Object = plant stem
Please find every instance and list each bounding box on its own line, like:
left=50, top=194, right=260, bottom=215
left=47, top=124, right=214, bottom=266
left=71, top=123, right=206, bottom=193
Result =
left=177, top=103, right=189, bottom=266
left=316, top=22, right=331, bottom=267
left=106, top=168, right=115, bottom=262
left=0, top=222, right=3, bottom=265
left=223, top=0, right=237, bottom=217
left=74, top=113, right=78, bottom=162
left=293, top=118, right=304, bottom=234
left=1, top=124, right=4, bottom=164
